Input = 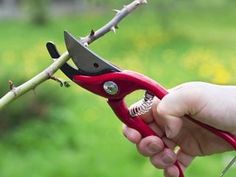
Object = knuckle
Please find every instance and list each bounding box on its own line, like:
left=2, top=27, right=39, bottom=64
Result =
left=179, top=82, right=206, bottom=96
left=150, top=156, right=163, bottom=169
left=156, top=102, right=168, bottom=117
left=137, top=136, right=163, bottom=156
left=137, top=146, right=149, bottom=157
left=137, top=138, right=153, bottom=156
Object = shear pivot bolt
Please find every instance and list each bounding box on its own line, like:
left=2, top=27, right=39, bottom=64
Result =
left=103, top=81, right=118, bottom=95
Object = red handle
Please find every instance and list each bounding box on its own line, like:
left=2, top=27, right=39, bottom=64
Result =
left=103, top=71, right=236, bottom=148
left=108, top=99, right=184, bottom=177
left=73, top=70, right=236, bottom=177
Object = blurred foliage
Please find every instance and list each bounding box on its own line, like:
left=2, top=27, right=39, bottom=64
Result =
left=85, top=0, right=126, bottom=6
left=22, top=0, right=50, bottom=25
left=0, top=1, right=236, bottom=177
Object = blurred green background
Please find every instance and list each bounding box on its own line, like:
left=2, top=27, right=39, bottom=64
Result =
left=0, top=0, right=236, bottom=177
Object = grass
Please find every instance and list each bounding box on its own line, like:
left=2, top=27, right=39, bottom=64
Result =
left=0, top=2, right=236, bottom=177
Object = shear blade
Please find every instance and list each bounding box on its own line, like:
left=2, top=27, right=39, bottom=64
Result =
left=220, top=155, right=236, bottom=177
left=64, top=31, right=121, bottom=76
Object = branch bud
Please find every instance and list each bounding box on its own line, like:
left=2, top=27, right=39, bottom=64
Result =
left=137, top=0, right=147, bottom=4
left=89, top=30, right=95, bottom=37
left=113, top=9, right=121, bottom=14
left=111, top=26, right=116, bottom=33
left=84, top=42, right=89, bottom=47
left=8, top=80, right=15, bottom=90
left=79, top=36, right=86, bottom=41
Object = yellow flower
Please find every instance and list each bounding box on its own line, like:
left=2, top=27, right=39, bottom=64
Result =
left=183, top=48, right=232, bottom=84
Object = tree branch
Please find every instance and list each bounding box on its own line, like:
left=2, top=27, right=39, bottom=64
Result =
left=0, top=0, right=147, bottom=110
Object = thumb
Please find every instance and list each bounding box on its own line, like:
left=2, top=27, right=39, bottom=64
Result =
left=155, top=84, right=199, bottom=139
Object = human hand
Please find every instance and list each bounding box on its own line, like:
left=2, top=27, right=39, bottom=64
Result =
left=123, top=82, right=236, bottom=177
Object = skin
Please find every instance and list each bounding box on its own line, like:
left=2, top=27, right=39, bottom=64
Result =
left=123, top=82, right=236, bottom=177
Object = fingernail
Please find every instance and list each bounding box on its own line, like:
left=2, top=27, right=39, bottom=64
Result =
left=148, top=142, right=160, bottom=153
left=163, top=154, right=173, bottom=165
left=165, top=126, right=172, bottom=138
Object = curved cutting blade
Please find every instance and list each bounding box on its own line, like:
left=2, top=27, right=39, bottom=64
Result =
left=64, top=31, right=121, bottom=76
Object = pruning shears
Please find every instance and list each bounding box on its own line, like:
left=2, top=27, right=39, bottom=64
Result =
left=46, top=31, right=236, bottom=177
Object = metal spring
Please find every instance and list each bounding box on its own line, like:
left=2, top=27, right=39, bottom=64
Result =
left=129, top=91, right=155, bottom=117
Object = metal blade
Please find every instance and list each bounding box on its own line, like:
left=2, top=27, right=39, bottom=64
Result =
left=220, top=155, right=236, bottom=177
left=64, top=31, right=121, bottom=75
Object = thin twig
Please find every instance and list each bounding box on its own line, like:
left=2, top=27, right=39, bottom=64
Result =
left=8, top=80, right=15, bottom=91
left=81, top=0, right=147, bottom=45
left=50, top=76, right=64, bottom=87
left=0, top=0, right=147, bottom=110
left=50, top=76, right=71, bottom=88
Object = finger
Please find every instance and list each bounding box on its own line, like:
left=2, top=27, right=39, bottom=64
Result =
left=162, top=137, right=177, bottom=150
left=160, top=115, right=183, bottom=139
left=150, top=148, right=177, bottom=169
left=164, top=165, right=179, bottom=177
left=137, top=136, right=164, bottom=156
left=126, top=97, right=164, bottom=140
left=149, top=122, right=164, bottom=137
left=155, top=91, right=187, bottom=138
left=176, top=150, right=195, bottom=169
left=139, top=97, right=160, bottom=123
left=142, top=98, right=165, bottom=137
left=122, top=125, right=142, bottom=144
left=163, top=150, right=194, bottom=177
left=156, top=83, right=208, bottom=139
left=142, top=98, right=164, bottom=137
